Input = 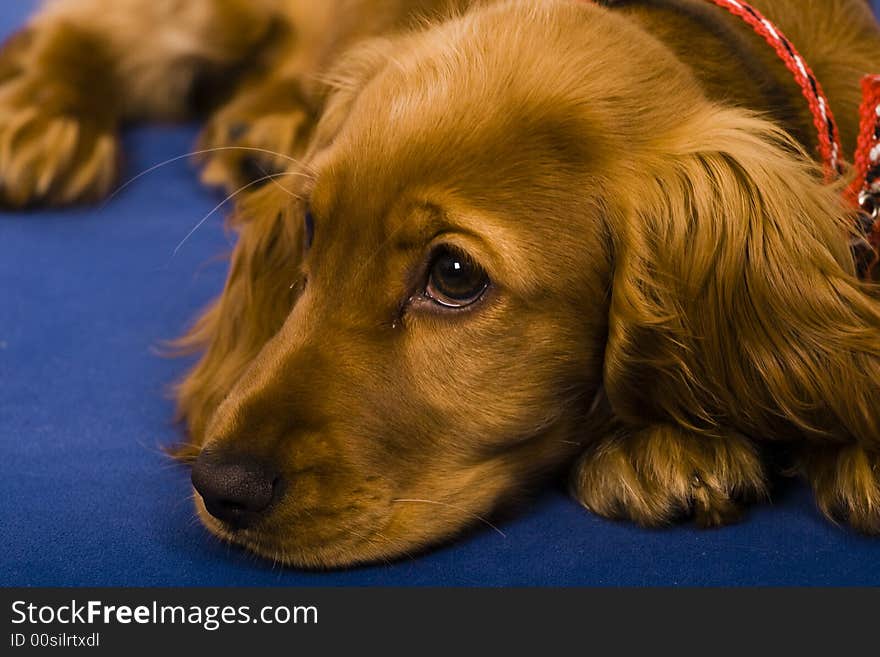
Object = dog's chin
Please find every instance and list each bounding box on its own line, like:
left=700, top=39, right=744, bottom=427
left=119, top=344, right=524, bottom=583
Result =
left=193, top=494, right=414, bottom=570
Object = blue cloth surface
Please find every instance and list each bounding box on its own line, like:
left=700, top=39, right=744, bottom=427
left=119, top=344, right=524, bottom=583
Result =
left=2, top=1, right=880, bottom=587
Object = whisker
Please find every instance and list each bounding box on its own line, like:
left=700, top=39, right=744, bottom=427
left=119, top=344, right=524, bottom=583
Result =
left=172, top=491, right=197, bottom=515
left=171, top=171, right=309, bottom=258
left=373, top=530, right=417, bottom=564
left=340, top=525, right=394, bottom=567
left=300, top=507, right=396, bottom=566
left=391, top=498, right=507, bottom=538
left=251, top=160, right=305, bottom=202
left=103, top=146, right=315, bottom=205
left=136, top=437, right=182, bottom=464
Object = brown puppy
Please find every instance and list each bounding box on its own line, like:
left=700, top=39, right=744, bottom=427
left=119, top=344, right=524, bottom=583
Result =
left=2, top=0, right=880, bottom=567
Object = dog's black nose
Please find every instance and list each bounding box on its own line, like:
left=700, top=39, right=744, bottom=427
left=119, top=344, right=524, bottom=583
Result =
left=191, top=452, right=279, bottom=529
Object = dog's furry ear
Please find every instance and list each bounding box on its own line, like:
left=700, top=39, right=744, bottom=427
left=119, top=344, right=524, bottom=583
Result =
left=171, top=184, right=305, bottom=456
left=602, top=107, right=880, bottom=443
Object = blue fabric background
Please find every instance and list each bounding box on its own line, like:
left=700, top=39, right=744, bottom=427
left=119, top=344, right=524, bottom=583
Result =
left=2, top=1, right=880, bottom=587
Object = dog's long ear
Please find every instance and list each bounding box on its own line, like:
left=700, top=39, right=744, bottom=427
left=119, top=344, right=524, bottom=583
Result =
left=171, top=184, right=305, bottom=456
left=603, top=107, right=880, bottom=444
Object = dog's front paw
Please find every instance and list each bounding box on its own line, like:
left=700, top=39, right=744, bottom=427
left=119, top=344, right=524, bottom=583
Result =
left=0, top=93, right=119, bottom=208
left=0, top=33, right=119, bottom=208
left=571, top=425, right=767, bottom=527
left=799, top=444, right=880, bottom=535
left=197, top=80, right=315, bottom=193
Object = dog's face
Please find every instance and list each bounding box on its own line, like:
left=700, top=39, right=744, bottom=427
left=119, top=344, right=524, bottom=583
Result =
left=191, top=3, right=635, bottom=567
left=190, top=1, right=868, bottom=565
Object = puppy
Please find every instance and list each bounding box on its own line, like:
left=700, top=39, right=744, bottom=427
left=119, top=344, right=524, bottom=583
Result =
left=2, top=0, right=880, bottom=568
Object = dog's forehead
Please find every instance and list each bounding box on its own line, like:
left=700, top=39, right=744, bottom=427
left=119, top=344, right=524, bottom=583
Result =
left=305, top=167, right=604, bottom=304
left=302, top=126, right=610, bottom=302
left=300, top=58, right=614, bottom=295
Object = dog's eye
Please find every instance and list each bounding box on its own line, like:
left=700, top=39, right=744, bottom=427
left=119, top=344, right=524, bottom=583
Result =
left=425, top=246, right=489, bottom=308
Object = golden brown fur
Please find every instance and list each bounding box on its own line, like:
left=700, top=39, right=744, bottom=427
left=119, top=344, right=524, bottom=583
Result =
left=3, top=0, right=880, bottom=566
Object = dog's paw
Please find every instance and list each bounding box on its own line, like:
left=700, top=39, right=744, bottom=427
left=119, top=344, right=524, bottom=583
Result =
left=0, top=77, right=119, bottom=208
left=197, top=80, right=315, bottom=193
left=571, top=425, right=767, bottom=527
left=799, top=444, right=880, bottom=535
left=0, top=51, right=119, bottom=208
left=0, top=99, right=119, bottom=208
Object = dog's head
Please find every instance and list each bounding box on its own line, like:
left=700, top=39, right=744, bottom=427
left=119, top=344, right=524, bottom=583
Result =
left=185, top=1, right=867, bottom=566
